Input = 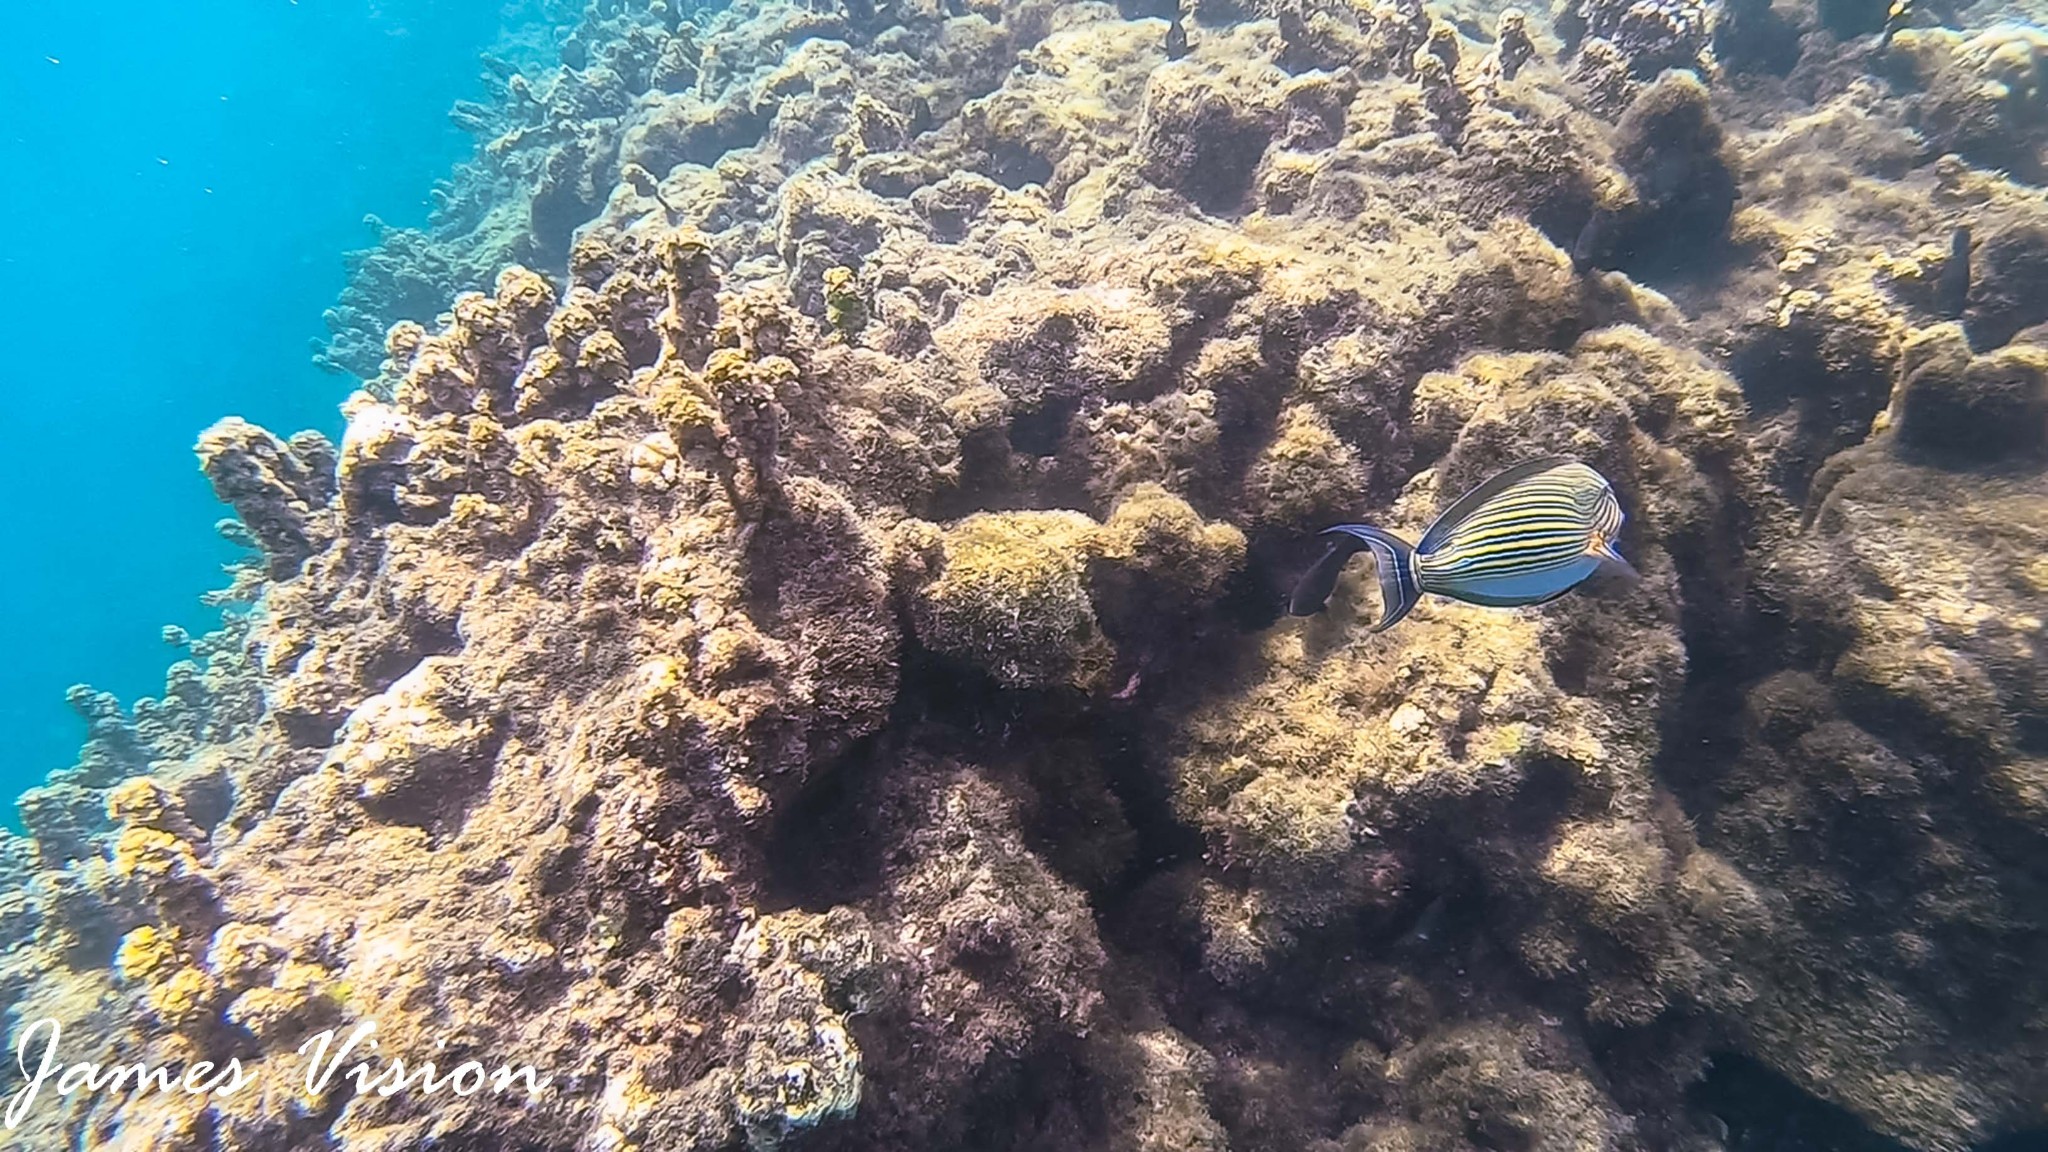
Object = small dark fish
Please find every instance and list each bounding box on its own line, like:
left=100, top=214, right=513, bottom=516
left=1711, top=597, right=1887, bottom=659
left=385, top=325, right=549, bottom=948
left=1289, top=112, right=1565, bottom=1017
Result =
left=1165, top=15, right=1189, bottom=60
left=1936, top=224, right=1971, bottom=320
left=1571, top=210, right=1611, bottom=272
left=1394, top=893, right=1448, bottom=950
left=1289, top=456, right=1637, bottom=629
left=479, top=53, right=522, bottom=82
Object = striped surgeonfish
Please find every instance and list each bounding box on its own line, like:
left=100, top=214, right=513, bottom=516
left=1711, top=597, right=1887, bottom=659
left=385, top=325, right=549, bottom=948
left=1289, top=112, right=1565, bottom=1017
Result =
left=1288, top=456, right=1638, bottom=630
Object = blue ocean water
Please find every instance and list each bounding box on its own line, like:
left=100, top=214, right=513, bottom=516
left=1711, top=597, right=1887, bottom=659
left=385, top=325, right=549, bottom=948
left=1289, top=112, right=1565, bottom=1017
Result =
left=0, top=1, right=532, bottom=805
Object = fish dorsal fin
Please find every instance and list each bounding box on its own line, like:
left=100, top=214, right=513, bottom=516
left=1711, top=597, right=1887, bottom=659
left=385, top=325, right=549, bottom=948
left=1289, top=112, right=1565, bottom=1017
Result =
left=1417, top=455, right=1584, bottom=554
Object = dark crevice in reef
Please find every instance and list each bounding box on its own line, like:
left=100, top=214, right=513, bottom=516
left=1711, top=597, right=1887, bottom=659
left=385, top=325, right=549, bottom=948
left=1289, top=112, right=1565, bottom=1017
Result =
left=1579, top=207, right=1743, bottom=292
left=1215, top=536, right=1292, bottom=633
left=912, top=658, right=1203, bottom=905
left=1194, top=144, right=1268, bottom=217
left=1544, top=627, right=1598, bottom=697
left=950, top=1037, right=1091, bottom=1150
left=1965, top=218, right=2048, bottom=352
left=1724, top=328, right=1894, bottom=505
left=1692, top=1053, right=2048, bottom=1151
left=1505, top=755, right=1584, bottom=839
left=987, top=142, right=1055, bottom=191
left=759, top=636, right=1204, bottom=916
left=275, top=706, right=346, bottom=751
left=1009, top=395, right=1080, bottom=456
left=1533, top=200, right=1601, bottom=261
left=1815, top=0, right=1889, bottom=39
left=1090, top=719, right=1205, bottom=902
left=1654, top=635, right=1757, bottom=815
left=755, top=601, right=914, bottom=915
left=1375, top=858, right=1490, bottom=953
left=365, top=719, right=510, bottom=847
left=2019, top=714, right=2048, bottom=757
left=1691, top=1051, right=1916, bottom=1151
left=369, top=625, right=464, bottom=694
left=274, top=623, right=462, bottom=751
left=1647, top=450, right=1783, bottom=814
left=758, top=730, right=891, bottom=914
left=1578, top=73, right=1741, bottom=292
left=1202, top=362, right=1296, bottom=507
left=1715, top=0, right=1803, bottom=78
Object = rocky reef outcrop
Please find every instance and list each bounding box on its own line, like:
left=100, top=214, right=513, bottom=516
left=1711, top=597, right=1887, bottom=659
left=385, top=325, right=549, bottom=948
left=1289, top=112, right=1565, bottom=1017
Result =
left=14, top=0, right=2048, bottom=1149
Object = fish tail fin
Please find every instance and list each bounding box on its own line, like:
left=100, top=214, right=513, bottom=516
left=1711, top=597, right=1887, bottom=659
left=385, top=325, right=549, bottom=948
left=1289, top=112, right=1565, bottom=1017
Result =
left=1289, top=524, right=1420, bottom=631
left=1289, top=533, right=1365, bottom=617
left=1357, top=528, right=1423, bottom=631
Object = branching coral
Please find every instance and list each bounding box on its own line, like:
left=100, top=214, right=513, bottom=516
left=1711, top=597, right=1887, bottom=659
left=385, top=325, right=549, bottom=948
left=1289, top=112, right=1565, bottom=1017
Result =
left=195, top=419, right=337, bottom=580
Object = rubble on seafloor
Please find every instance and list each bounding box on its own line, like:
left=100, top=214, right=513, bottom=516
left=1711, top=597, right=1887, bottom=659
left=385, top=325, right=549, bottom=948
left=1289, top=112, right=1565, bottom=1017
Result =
left=12, top=0, right=2048, bottom=1148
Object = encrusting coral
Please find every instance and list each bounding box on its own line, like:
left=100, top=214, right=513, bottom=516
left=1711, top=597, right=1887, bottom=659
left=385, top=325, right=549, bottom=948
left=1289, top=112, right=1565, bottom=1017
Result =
left=13, top=0, right=2048, bottom=1149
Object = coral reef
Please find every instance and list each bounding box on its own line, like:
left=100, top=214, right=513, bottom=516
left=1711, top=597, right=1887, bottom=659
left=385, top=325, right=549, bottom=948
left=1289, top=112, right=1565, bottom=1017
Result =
left=1575, top=70, right=1740, bottom=278
left=1888, top=23, right=2048, bottom=184
left=1557, top=0, right=1716, bottom=112
left=19, top=0, right=2048, bottom=1150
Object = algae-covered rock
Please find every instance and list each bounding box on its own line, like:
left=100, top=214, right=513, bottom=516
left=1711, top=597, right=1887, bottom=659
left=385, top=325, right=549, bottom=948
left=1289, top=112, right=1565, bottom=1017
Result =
left=1726, top=438, right=2048, bottom=1144
left=1578, top=70, right=1738, bottom=278
left=1138, top=54, right=1291, bottom=213
left=1890, top=24, right=2048, bottom=184
left=1160, top=323, right=1739, bottom=1004
left=1964, top=214, right=2048, bottom=352
left=905, top=509, right=1118, bottom=691
left=1892, top=324, right=2048, bottom=461
left=901, top=485, right=1243, bottom=692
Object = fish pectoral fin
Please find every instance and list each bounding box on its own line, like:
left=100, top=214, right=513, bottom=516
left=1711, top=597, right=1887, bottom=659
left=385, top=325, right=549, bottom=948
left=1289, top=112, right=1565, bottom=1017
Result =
left=1588, top=534, right=1641, bottom=584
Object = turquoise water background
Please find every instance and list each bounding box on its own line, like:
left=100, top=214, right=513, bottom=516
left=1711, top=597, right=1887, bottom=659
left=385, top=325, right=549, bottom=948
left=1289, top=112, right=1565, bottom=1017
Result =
left=0, top=1, right=524, bottom=805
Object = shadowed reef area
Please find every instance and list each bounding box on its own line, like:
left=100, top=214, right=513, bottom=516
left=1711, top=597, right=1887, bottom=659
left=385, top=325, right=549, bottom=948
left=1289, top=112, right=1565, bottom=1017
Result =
left=10, top=0, right=2048, bottom=1148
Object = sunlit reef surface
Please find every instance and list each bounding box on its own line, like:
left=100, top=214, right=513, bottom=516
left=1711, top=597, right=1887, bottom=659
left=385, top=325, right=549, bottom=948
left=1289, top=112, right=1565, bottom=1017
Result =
left=8, top=0, right=2048, bottom=1148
